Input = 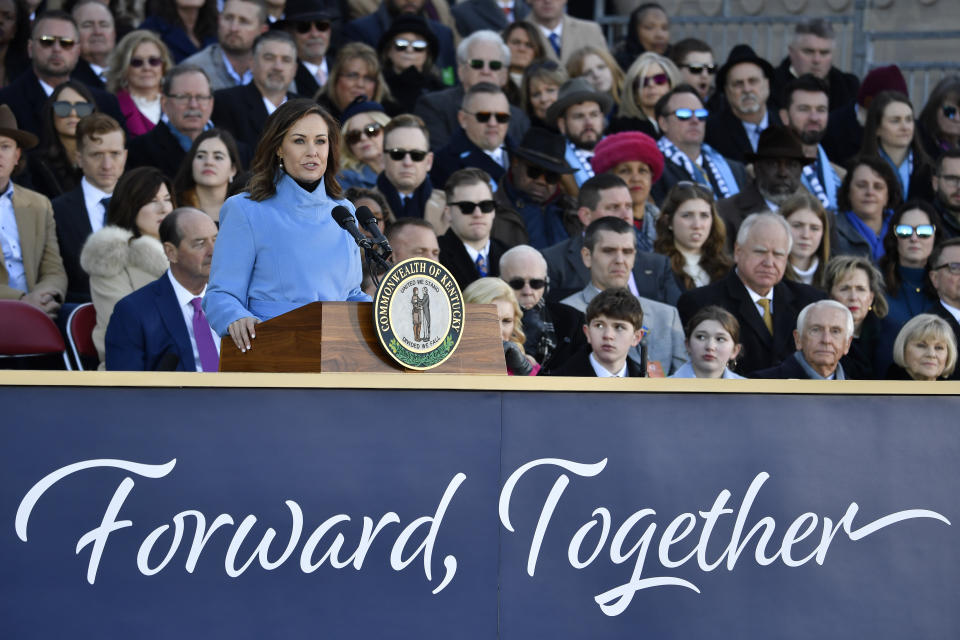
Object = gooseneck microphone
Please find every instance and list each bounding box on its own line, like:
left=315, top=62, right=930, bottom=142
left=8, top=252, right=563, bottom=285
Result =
left=331, top=205, right=373, bottom=250
left=355, top=205, right=393, bottom=258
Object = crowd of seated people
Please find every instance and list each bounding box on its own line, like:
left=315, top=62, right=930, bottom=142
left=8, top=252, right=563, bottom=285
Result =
left=1, top=0, right=959, bottom=380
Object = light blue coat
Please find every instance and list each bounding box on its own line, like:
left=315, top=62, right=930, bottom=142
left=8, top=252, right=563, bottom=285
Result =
left=203, top=173, right=369, bottom=335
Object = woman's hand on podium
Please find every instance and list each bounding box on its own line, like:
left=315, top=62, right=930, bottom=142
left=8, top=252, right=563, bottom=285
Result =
left=228, top=316, right=260, bottom=352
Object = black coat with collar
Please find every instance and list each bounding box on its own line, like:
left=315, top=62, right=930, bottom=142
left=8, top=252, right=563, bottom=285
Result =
left=51, top=185, right=96, bottom=303
left=126, top=121, right=186, bottom=180
left=431, top=128, right=510, bottom=191
left=0, top=68, right=125, bottom=138
left=677, top=270, right=826, bottom=375
left=71, top=59, right=106, bottom=91
left=704, top=105, right=783, bottom=164
left=771, top=57, right=860, bottom=113
left=212, top=83, right=297, bottom=150
left=651, top=150, right=749, bottom=206
left=548, top=344, right=646, bottom=377
left=414, top=85, right=530, bottom=151
left=929, top=300, right=960, bottom=380
left=750, top=353, right=814, bottom=379
left=451, top=0, right=530, bottom=34
left=293, top=60, right=327, bottom=99
left=437, top=227, right=507, bottom=290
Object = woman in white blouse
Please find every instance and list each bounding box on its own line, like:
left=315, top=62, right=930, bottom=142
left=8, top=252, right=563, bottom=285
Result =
left=654, top=181, right=731, bottom=291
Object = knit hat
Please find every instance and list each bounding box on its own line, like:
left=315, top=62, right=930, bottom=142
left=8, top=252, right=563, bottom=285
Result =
left=591, top=131, right=663, bottom=183
left=857, top=65, right=908, bottom=108
left=341, top=95, right=386, bottom=123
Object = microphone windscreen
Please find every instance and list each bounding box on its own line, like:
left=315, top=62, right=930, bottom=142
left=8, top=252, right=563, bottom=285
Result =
left=355, top=205, right=377, bottom=227
left=330, top=205, right=355, bottom=228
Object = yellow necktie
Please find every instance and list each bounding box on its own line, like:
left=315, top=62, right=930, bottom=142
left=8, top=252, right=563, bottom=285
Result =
left=757, top=298, right=773, bottom=334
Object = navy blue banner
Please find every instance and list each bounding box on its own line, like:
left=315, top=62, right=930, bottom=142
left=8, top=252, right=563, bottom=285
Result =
left=2, top=386, right=957, bottom=638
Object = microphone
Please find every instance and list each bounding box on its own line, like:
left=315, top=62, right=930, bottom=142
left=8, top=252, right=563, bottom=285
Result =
left=355, top=205, right=393, bottom=257
left=331, top=205, right=372, bottom=250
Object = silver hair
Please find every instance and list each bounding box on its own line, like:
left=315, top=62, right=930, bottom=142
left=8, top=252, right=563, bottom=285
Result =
left=796, top=299, right=854, bottom=339
left=736, top=211, right=794, bottom=254
left=457, top=30, right=511, bottom=67
left=499, top=244, right=547, bottom=274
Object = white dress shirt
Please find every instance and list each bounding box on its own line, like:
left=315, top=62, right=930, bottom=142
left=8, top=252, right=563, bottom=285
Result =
left=302, top=59, right=328, bottom=88
left=0, top=181, right=26, bottom=292
left=741, top=273, right=774, bottom=318
left=589, top=352, right=628, bottom=377
left=941, top=300, right=960, bottom=326
left=262, top=94, right=287, bottom=116
left=167, top=270, right=221, bottom=372
left=462, top=239, right=491, bottom=271
left=80, top=177, right=112, bottom=234
left=742, top=111, right=769, bottom=151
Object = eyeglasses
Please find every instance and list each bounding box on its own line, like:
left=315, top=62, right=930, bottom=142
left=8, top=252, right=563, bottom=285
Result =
left=295, top=20, right=331, bottom=33
left=671, top=108, right=709, bottom=121
left=394, top=38, right=428, bottom=52
left=682, top=63, right=716, bottom=75
left=344, top=122, right=383, bottom=145
left=943, top=105, right=959, bottom=121
left=932, top=262, right=960, bottom=275
left=525, top=165, right=560, bottom=184
left=130, top=56, right=163, bottom=68
left=52, top=101, right=95, bottom=118
left=641, top=73, right=669, bottom=88
left=463, top=110, right=510, bottom=124
left=468, top=59, right=503, bottom=71
left=166, top=93, right=213, bottom=104
left=36, top=35, right=76, bottom=49
left=507, top=277, right=546, bottom=290
left=450, top=199, right=496, bottom=214
left=386, top=148, right=428, bottom=162
left=895, top=224, right=935, bottom=238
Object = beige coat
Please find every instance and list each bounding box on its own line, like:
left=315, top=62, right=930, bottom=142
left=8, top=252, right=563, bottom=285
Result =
left=540, top=15, right=608, bottom=65
left=79, top=226, right=168, bottom=365
left=0, top=184, right=67, bottom=300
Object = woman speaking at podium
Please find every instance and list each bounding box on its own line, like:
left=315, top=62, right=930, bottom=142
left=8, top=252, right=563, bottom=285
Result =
left=203, top=99, right=369, bottom=352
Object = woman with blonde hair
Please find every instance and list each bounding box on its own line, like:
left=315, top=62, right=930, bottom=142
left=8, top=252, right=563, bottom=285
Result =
left=106, top=30, right=174, bottom=137
left=317, top=42, right=390, bottom=123
left=337, top=98, right=391, bottom=190
left=888, top=313, right=957, bottom=380
left=463, top=277, right=539, bottom=376
left=824, top=255, right=889, bottom=379
left=610, top=52, right=681, bottom=137
left=521, top=60, right=567, bottom=130
left=566, top=46, right=625, bottom=113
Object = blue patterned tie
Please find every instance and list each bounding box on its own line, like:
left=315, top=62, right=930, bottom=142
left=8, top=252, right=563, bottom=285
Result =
left=548, top=32, right=561, bottom=56
left=475, top=254, right=488, bottom=277
left=100, top=196, right=111, bottom=225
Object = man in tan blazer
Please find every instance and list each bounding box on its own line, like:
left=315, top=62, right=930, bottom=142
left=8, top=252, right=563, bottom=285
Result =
left=528, top=0, right=607, bottom=64
left=0, top=105, right=67, bottom=319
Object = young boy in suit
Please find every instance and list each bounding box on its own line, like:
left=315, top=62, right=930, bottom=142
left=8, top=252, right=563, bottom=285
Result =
left=551, top=287, right=645, bottom=377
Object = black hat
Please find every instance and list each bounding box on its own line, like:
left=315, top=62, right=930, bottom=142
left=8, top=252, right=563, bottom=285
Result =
left=280, top=0, right=334, bottom=23
left=510, top=127, right=575, bottom=174
left=716, top=44, right=775, bottom=92
left=377, top=14, right=439, bottom=62
left=545, top=77, right=614, bottom=125
left=743, top=126, right=814, bottom=165
left=341, top=95, right=386, bottom=123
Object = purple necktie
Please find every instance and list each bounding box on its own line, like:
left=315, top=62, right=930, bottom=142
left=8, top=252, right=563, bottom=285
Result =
left=189, top=297, right=219, bottom=372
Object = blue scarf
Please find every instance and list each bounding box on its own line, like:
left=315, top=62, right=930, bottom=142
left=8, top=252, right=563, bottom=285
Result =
left=658, top=137, right=741, bottom=199
left=844, top=209, right=892, bottom=262
left=801, top=145, right=840, bottom=211
left=879, top=147, right=913, bottom=200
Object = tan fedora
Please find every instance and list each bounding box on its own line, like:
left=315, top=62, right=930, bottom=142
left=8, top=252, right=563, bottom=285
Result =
left=0, top=104, right=38, bottom=150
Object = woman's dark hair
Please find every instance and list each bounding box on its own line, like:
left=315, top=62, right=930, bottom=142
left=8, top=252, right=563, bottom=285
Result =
left=106, top=167, right=175, bottom=237
left=501, top=21, right=548, bottom=67
left=837, top=154, right=903, bottom=213
left=35, top=81, right=97, bottom=179
left=683, top=305, right=741, bottom=345
left=147, top=0, right=217, bottom=43
left=247, top=99, right=343, bottom=201
left=918, top=75, right=960, bottom=145
left=2, top=0, right=31, bottom=80
left=623, top=3, right=668, bottom=57
left=654, top=182, right=731, bottom=290
left=877, top=199, right=943, bottom=294
left=173, top=127, right=243, bottom=203
left=345, top=186, right=396, bottom=226
left=860, top=91, right=931, bottom=167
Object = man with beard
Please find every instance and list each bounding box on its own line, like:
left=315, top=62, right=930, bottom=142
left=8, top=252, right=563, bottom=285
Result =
left=279, top=1, right=334, bottom=98
left=545, top=77, right=612, bottom=188
left=779, top=74, right=843, bottom=212
left=212, top=31, right=298, bottom=150
left=651, top=84, right=748, bottom=205
left=716, top=126, right=812, bottom=252
left=932, top=150, right=960, bottom=239
left=183, top=0, right=269, bottom=91
left=431, top=83, right=513, bottom=190
left=705, top=44, right=782, bottom=164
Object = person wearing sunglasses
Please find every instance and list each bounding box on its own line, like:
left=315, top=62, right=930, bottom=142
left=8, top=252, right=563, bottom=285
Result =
left=917, top=76, right=960, bottom=162
left=180, top=0, right=269, bottom=92
left=106, top=30, right=173, bottom=138
left=771, top=19, right=859, bottom=114
left=336, top=97, right=391, bottom=190
left=436, top=168, right=507, bottom=289
left=376, top=114, right=447, bottom=233
left=610, top=52, right=681, bottom=138
left=276, top=1, right=334, bottom=99
left=860, top=91, right=935, bottom=203
left=377, top=14, right=444, bottom=116
left=669, top=38, right=716, bottom=106
left=139, top=0, right=218, bottom=64
left=432, top=83, right=513, bottom=191
left=25, top=81, right=96, bottom=200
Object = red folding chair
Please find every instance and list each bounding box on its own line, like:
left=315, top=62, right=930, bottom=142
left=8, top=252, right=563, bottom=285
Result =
left=0, top=300, right=71, bottom=369
left=66, top=303, right=97, bottom=370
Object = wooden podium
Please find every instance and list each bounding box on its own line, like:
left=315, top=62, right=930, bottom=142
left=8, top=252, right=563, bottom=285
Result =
left=219, top=302, right=506, bottom=374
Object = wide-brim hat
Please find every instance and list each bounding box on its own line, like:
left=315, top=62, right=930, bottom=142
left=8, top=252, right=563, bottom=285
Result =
left=277, top=0, right=334, bottom=24
left=591, top=131, right=663, bottom=183
left=0, top=105, right=37, bottom=150
left=544, top=77, right=614, bottom=125
left=743, top=126, right=814, bottom=165
left=377, top=14, right=439, bottom=62
left=716, top=44, right=775, bottom=93
left=510, top=127, right=575, bottom=174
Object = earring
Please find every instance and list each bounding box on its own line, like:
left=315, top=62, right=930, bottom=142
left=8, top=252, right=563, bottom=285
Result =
left=278, top=157, right=284, bottom=170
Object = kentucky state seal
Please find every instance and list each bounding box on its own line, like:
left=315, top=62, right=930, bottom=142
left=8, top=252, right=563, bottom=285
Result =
left=373, top=258, right=465, bottom=370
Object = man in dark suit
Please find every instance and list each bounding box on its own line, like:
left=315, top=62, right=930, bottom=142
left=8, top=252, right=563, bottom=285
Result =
left=71, top=0, right=115, bottom=91
left=928, top=239, right=960, bottom=380
left=343, top=0, right=456, bottom=83
left=105, top=208, right=220, bottom=372
left=705, top=44, right=782, bottom=164
left=431, top=83, right=512, bottom=190
left=0, top=11, right=124, bottom=137
left=751, top=300, right=853, bottom=379
left=543, top=173, right=681, bottom=305
left=212, top=31, right=298, bottom=150
left=452, top=0, right=530, bottom=36
left=437, top=168, right=507, bottom=289
left=677, top=211, right=825, bottom=375
left=278, top=1, right=334, bottom=98
left=770, top=19, right=859, bottom=113
left=52, top=113, right=126, bottom=303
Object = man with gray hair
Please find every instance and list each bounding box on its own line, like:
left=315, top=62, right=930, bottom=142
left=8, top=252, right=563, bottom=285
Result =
left=751, top=300, right=853, bottom=379
left=499, top=244, right=585, bottom=370
left=414, top=30, right=530, bottom=150
left=677, top=211, right=825, bottom=375
left=771, top=18, right=860, bottom=112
